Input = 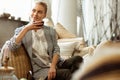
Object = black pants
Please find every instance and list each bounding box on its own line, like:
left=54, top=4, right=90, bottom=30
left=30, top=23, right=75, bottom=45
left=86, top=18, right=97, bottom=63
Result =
left=45, top=56, right=83, bottom=80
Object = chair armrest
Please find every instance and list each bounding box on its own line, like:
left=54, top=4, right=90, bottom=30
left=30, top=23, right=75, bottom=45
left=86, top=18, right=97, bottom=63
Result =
left=1, top=44, right=32, bottom=79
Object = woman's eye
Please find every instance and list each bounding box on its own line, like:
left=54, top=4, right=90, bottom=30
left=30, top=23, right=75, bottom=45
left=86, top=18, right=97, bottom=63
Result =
left=38, top=11, right=43, bottom=14
left=32, top=9, right=36, bottom=12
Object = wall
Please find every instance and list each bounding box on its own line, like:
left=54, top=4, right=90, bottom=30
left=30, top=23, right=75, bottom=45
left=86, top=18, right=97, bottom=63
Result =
left=52, top=0, right=77, bottom=35
left=0, top=18, right=28, bottom=48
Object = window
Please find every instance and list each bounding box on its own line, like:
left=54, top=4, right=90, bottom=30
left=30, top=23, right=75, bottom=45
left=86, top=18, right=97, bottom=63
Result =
left=0, top=0, right=33, bottom=21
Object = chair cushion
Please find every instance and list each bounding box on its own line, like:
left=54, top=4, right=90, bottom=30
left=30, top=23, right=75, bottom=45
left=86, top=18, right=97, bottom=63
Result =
left=58, top=41, right=77, bottom=59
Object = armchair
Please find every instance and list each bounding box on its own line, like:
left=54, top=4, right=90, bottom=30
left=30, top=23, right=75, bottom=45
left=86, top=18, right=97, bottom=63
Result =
left=0, top=44, right=32, bottom=79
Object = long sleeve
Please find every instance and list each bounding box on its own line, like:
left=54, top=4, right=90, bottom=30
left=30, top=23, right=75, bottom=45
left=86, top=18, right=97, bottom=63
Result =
left=50, top=28, right=60, bottom=55
left=6, top=26, right=24, bottom=51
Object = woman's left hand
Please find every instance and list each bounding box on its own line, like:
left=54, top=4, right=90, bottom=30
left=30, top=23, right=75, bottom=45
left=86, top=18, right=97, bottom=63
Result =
left=48, top=67, right=56, bottom=80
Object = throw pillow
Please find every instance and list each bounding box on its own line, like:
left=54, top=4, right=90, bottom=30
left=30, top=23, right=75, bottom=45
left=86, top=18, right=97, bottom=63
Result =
left=58, top=42, right=77, bottom=59
left=54, top=23, right=77, bottom=39
left=58, top=37, right=86, bottom=51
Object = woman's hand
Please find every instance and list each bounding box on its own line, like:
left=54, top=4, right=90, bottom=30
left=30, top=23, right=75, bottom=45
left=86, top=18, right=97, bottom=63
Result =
left=48, top=66, right=56, bottom=80
left=14, top=21, right=44, bottom=44
left=24, top=21, right=44, bottom=31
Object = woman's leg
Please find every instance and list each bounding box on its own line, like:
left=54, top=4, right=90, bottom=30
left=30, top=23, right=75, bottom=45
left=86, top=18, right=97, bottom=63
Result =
left=58, top=56, right=83, bottom=73
left=45, top=56, right=83, bottom=80
left=45, top=69, right=71, bottom=80
left=54, top=69, right=71, bottom=80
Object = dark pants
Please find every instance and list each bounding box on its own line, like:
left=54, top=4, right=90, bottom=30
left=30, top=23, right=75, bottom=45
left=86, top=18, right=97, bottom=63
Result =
left=45, top=56, right=83, bottom=80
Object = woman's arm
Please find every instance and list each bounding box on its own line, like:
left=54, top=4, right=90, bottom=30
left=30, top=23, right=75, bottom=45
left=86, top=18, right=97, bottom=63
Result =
left=7, top=26, right=29, bottom=51
left=48, top=53, right=59, bottom=80
left=48, top=27, right=60, bottom=80
left=8, top=21, right=44, bottom=51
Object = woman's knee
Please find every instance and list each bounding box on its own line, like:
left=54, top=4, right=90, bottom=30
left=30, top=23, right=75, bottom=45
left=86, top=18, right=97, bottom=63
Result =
left=72, top=56, right=83, bottom=63
left=56, top=69, right=71, bottom=80
left=70, top=56, right=83, bottom=73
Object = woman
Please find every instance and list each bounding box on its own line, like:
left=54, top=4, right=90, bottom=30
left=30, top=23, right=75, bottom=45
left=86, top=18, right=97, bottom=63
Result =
left=5, top=1, right=83, bottom=80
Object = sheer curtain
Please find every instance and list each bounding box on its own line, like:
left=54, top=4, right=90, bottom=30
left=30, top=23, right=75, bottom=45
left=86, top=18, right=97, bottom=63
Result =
left=82, top=0, right=112, bottom=46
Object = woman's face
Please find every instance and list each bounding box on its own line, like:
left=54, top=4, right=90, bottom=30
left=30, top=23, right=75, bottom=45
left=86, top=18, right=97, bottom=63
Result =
left=30, top=4, right=46, bottom=22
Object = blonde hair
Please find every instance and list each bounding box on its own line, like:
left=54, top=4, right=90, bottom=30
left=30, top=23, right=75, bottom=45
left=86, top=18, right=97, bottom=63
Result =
left=35, top=1, right=47, bottom=14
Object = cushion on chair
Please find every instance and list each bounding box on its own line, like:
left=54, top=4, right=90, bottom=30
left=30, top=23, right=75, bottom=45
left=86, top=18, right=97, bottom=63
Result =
left=58, top=41, right=78, bottom=59
left=54, top=23, right=77, bottom=39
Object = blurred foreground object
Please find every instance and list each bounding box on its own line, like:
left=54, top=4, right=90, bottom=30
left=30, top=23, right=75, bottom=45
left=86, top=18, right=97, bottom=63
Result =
left=72, top=40, right=120, bottom=80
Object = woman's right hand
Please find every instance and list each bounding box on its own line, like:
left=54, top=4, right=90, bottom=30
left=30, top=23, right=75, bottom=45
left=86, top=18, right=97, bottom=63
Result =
left=24, top=21, right=44, bottom=31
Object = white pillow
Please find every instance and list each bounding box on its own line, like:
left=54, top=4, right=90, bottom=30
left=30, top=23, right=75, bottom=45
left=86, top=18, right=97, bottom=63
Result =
left=58, top=37, right=86, bottom=51
left=58, top=42, right=77, bottom=59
